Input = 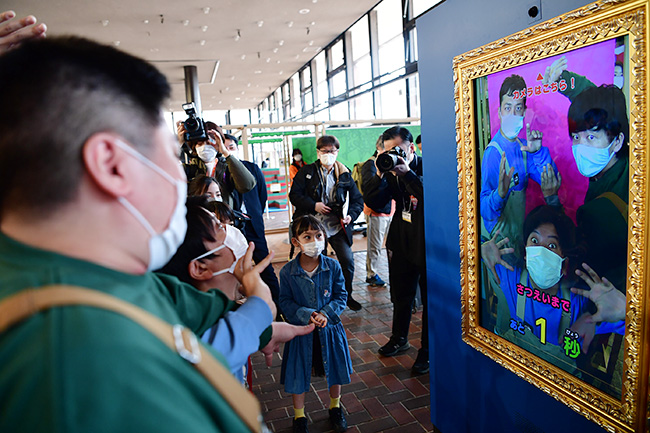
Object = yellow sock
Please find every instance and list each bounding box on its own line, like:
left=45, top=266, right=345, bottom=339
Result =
left=294, top=407, right=305, bottom=419
left=329, top=396, right=341, bottom=409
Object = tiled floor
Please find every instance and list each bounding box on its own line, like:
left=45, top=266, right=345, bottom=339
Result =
left=251, top=244, right=436, bottom=433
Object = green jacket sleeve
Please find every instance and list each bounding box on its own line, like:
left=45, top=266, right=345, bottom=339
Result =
left=226, top=156, right=256, bottom=194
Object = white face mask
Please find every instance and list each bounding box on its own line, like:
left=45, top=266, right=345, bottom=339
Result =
left=193, top=224, right=249, bottom=276
left=299, top=239, right=325, bottom=258
left=196, top=144, right=217, bottom=162
left=294, top=154, right=302, bottom=161
left=319, top=153, right=337, bottom=167
left=115, top=140, right=187, bottom=271
left=500, top=115, right=524, bottom=140
left=571, top=138, right=617, bottom=178
left=525, top=246, right=565, bottom=290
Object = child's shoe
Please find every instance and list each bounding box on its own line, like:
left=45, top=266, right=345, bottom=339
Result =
left=293, top=416, right=309, bottom=433
left=328, top=407, right=348, bottom=432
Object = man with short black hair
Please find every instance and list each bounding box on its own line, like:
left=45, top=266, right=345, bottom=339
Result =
left=289, top=135, right=364, bottom=311
left=0, top=36, right=303, bottom=432
left=364, top=126, right=429, bottom=374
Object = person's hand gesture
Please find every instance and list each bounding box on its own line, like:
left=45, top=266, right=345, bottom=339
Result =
left=541, top=163, right=561, bottom=197
left=571, top=263, right=626, bottom=323
left=480, top=229, right=514, bottom=284
left=314, top=202, right=331, bottom=214
left=0, top=11, right=46, bottom=55
left=542, top=56, right=568, bottom=85
left=260, top=322, right=315, bottom=366
left=176, top=121, right=187, bottom=144
left=341, top=215, right=352, bottom=225
left=497, top=153, right=514, bottom=199
left=569, top=312, right=596, bottom=353
left=309, top=311, right=328, bottom=328
left=234, top=242, right=277, bottom=318
left=390, top=156, right=410, bottom=177
left=521, top=123, right=542, bottom=153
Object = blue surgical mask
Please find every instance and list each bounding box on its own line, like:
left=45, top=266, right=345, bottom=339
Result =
left=572, top=138, right=617, bottom=178
left=525, top=246, right=565, bottom=290
left=500, top=115, right=524, bottom=140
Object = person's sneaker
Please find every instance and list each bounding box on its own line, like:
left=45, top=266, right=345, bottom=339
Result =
left=365, top=275, right=387, bottom=287
left=411, top=349, right=430, bottom=375
left=328, top=407, right=348, bottom=432
left=378, top=337, right=410, bottom=356
left=293, top=416, right=309, bottom=433
left=347, top=296, right=362, bottom=311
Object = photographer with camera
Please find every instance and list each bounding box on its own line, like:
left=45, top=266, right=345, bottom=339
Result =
left=177, top=117, right=255, bottom=208
left=364, top=126, right=429, bottom=375
left=289, top=135, right=365, bottom=311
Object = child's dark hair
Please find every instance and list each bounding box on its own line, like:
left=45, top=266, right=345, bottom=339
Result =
left=523, top=205, right=584, bottom=274
left=499, top=74, right=527, bottom=108
left=292, top=215, right=327, bottom=240
left=567, top=84, right=629, bottom=157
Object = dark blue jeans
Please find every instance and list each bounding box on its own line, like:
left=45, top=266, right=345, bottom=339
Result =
left=326, top=230, right=355, bottom=296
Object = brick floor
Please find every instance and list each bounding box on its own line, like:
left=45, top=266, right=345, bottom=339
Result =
left=251, top=246, right=439, bottom=433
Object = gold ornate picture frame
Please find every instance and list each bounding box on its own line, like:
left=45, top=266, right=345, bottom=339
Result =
left=455, top=1, right=649, bottom=431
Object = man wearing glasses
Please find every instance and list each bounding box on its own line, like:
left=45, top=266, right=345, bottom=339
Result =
left=289, top=136, right=365, bottom=311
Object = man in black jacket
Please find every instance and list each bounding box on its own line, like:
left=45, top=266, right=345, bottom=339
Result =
left=289, top=135, right=365, bottom=311
left=224, top=134, right=281, bottom=313
left=364, top=126, right=429, bottom=374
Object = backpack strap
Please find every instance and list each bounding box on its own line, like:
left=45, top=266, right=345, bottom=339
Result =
left=0, top=285, right=263, bottom=433
left=596, top=191, right=627, bottom=222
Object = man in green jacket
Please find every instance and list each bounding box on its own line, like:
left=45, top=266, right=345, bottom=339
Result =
left=0, top=36, right=307, bottom=432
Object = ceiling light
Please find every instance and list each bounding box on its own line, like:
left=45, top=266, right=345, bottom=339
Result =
left=183, top=20, right=190, bottom=26
left=276, top=60, right=281, bottom=64
left=278, top=40, right=284, bottom=46
left=299, top=9, right=310, bottom=14
left=200, top=40, right=206, bottom=46
left=235, top=97, right=241, bottom=101
left=247, top=83, right=251, bottom=87
left=311, top=21, right=316, bottom=26
left=225, top=87, right=229, bottom=91
left=241, top=54, right=246, bottom=60
left=308, top=40, right=314, bottom=46
left=272, top=48, right=279, bottom=53
left=231, top=76, right=235, bottom=80
left=203, top=7, right=210, bottom=14
left=287, top=21, right=294, bottom=27
left=219, top=101, right=222, bottom=104
left=143, top=20, right=149, bottom=24
left=266, top=58, right=271, bottom=63
left=234, top=29, right=241, bottom=41
left=113, top=41, right=120, bottom=46
left=295, top=54, right=300, bottom=59
left=101, top=20, right=109, bottom=27
left=241, top=91, right=245, bottom=95
left=257, top=20, right=264, bottom=27
left=201, top=25, right=208, bottom=32
left=254, top=70, right=262, bottom=74
left=312, top=0, right=318, bottom=3
left=279, top=71, right=283, bottom=75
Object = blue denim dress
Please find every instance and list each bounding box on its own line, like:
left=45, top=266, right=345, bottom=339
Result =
left=279, top=254, right=353, bottom=394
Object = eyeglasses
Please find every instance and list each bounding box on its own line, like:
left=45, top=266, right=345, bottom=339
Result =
left=318, top=148, right=338, bottom=154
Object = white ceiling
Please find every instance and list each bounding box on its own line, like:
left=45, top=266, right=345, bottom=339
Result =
left=12, top=0, right=380, bottom=112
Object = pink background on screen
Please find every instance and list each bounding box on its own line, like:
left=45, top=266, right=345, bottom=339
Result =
left=486, top=38, right=617, bottom=223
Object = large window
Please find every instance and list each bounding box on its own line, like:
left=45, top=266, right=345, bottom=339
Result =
left=256, top=0, right=421, bottom=123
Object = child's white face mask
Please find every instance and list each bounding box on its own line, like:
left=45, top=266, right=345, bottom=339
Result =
left=299, top=239, right=324, bottom=258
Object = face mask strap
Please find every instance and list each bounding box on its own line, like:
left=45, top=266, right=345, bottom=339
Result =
left=115, top=139, right=176, bottom=185
left=193, top=244, right=226, bottom=261
left=118, top=197, right=156, bottom=236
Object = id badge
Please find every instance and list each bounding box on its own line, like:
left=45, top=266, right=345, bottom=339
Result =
left=402, top=210, right=412, bottom=223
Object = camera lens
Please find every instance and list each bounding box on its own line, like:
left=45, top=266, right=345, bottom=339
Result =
left=185, top=118, right=199, bottom=132
left=376, top=153, right=397, bottom=172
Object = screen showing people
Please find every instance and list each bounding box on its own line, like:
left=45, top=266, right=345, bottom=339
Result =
left=477, top=36, right=628, bottom=399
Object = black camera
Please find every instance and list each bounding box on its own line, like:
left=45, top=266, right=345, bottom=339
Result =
left=182, top=102, right=208, bottom=143
left=376, top=146, right=407, bottom=172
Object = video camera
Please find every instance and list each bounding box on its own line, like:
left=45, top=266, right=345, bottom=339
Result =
left=376, top=146, right=407, bottom=172
left=182, top=102, right=208, bottom=143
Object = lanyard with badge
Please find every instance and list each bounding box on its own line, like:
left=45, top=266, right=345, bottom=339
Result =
left=402, top=195, right=418, bottom=223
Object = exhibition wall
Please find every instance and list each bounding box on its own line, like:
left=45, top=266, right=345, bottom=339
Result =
left=417, top=0, right=608, bottom=432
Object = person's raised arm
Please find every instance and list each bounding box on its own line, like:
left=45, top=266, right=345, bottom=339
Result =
left=0, top=11, right=46, bottom=55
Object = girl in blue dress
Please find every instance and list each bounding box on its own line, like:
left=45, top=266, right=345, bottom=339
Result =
left=280, top=215, right=353, bottom=433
